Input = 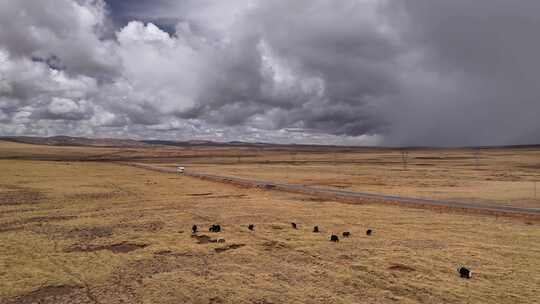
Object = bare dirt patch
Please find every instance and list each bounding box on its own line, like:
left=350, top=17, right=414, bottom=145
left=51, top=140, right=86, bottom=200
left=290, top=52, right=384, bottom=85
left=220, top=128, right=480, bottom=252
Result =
left=294, top=196, right=329, bottom=202
left=191, top=234, right=218, bottom=244
left=520, top=163, right=540, bottom=170
left=66, top=191, right=118, bottom=201
left=388, top=264, right=416, bottom=272
left=28, top=215, right=76, bottom=223
left=209, top=296, right=225, bottom=304
left=8, top=285, right=86, bottom=304
left=29, top=224, right=113, bottom=241
left=0, top=185, right=46, bottom=205
left=66, top=242, right=148, bottom=253
left=214, top=244, right=246, bottom=253
left=66, top=226, right=114, bottom=240
left=187, top=192, right=213, bottom=196
left=117, top=220, right=165, bottom=233
left=0, top=208, right=37, bottom=215
left=0, top=215, right=76, bottom=233
left=350, top=264, right=369, bottom=272
left=262, top=240, right=290, bottom=251
left=0, top=226, right=25, bottom=233
left=153, top=250, right=195, bottom=257
left=210, top=194, right=247, bottom=199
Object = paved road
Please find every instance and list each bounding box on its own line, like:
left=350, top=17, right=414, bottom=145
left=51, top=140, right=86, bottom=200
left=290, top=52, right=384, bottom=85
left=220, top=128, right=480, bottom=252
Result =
left=125, top=163, right=540, bottom=217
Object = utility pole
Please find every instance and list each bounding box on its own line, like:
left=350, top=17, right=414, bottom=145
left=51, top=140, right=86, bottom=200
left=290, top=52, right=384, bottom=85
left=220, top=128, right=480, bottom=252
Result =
left=285, top=165, right=288, bottom=179
left=401, top=150, right=408, bottom=171
left=474, top=149, right=480, bottom=170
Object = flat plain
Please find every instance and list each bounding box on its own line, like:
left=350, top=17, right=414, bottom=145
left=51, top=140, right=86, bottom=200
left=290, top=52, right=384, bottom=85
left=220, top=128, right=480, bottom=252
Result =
left=172, top=148, right=540, bottom=208
left=1, top=140, right=539, bottom=304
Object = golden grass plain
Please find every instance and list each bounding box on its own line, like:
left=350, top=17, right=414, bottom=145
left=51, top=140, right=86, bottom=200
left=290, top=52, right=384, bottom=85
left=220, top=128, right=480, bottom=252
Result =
left=1, top=141, right=539, bottom=303
left=3, top=140, right=540, bottom=208
left=156, top=147, right=540, bottom=208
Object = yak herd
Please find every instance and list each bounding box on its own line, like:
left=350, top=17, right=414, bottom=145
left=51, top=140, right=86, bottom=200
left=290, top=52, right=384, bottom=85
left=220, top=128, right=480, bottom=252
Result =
left=191, top=222, right=472, bottom=279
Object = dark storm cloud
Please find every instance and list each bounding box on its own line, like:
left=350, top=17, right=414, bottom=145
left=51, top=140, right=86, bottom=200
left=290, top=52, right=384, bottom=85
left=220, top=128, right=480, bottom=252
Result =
left=178, top=0, right=399, bottom=137
left=0, top=0, right=539, bottom=145
left=380, top=0, right=540, bottom=145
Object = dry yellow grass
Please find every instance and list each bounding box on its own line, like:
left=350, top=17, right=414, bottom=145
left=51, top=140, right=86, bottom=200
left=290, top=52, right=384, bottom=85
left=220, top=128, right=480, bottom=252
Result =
left=1, top=157, right=539, bottom=304
left=167, top=148, right=540, bottom=208
left=2, top=139, right=539, bottom=209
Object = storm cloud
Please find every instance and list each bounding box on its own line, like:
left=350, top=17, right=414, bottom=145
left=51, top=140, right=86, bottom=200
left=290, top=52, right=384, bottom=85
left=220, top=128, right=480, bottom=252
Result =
left=0, top=0, right=538, bottom=146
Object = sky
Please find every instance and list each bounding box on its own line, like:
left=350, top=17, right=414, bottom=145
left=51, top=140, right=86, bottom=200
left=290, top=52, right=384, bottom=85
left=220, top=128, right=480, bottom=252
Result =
left=0, top=0, right=539, bottom=146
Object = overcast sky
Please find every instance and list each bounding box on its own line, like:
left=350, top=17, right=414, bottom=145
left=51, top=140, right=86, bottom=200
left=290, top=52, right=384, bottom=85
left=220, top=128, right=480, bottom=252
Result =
left=0, top=0, right=539, bottom=146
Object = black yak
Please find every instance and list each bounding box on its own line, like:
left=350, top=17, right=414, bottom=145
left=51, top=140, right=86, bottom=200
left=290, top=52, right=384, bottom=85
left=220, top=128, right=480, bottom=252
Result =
left=209, top=224, right=221, bottom=232
left=458, top=267, right=472, bottom=279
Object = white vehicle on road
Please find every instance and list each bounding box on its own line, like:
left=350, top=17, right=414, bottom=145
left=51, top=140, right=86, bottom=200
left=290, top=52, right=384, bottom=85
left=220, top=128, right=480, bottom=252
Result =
left=177, top=166, right=185, bottom=174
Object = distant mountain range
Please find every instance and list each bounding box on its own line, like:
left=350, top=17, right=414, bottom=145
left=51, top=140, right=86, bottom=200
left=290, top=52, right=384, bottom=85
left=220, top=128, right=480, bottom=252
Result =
left=0, top=136, right=296, bottom=148
left=1, top=135, right=539, bottom=149
left=141, top=139, right=277, bottom=148
left=0, top=136, right=148, bottom=147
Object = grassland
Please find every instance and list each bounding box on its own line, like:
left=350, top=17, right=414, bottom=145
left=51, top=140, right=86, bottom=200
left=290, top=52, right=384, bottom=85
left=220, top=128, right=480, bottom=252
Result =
left=155, top=148, right=540, bottom=208
left=3, top=140, right=539, bottom=208
left=1, top=141, right=540, bottom=303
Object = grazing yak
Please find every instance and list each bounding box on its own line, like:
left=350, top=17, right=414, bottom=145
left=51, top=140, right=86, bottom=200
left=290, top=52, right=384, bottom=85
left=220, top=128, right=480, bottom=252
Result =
left=209, top=224, right=221, bottom=233
left=248, top=224, right=254, bottom=231
left=342, top=231, right=351, bottom=237
left=330, top=235, right=339, bottom=242
left=192, top=225, right=197, bottom=234
left=458, top=267, right=472, bottom=279
left=291, top=222, right=298, bottom=229
left=313, top=226, right=319, bottom=233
